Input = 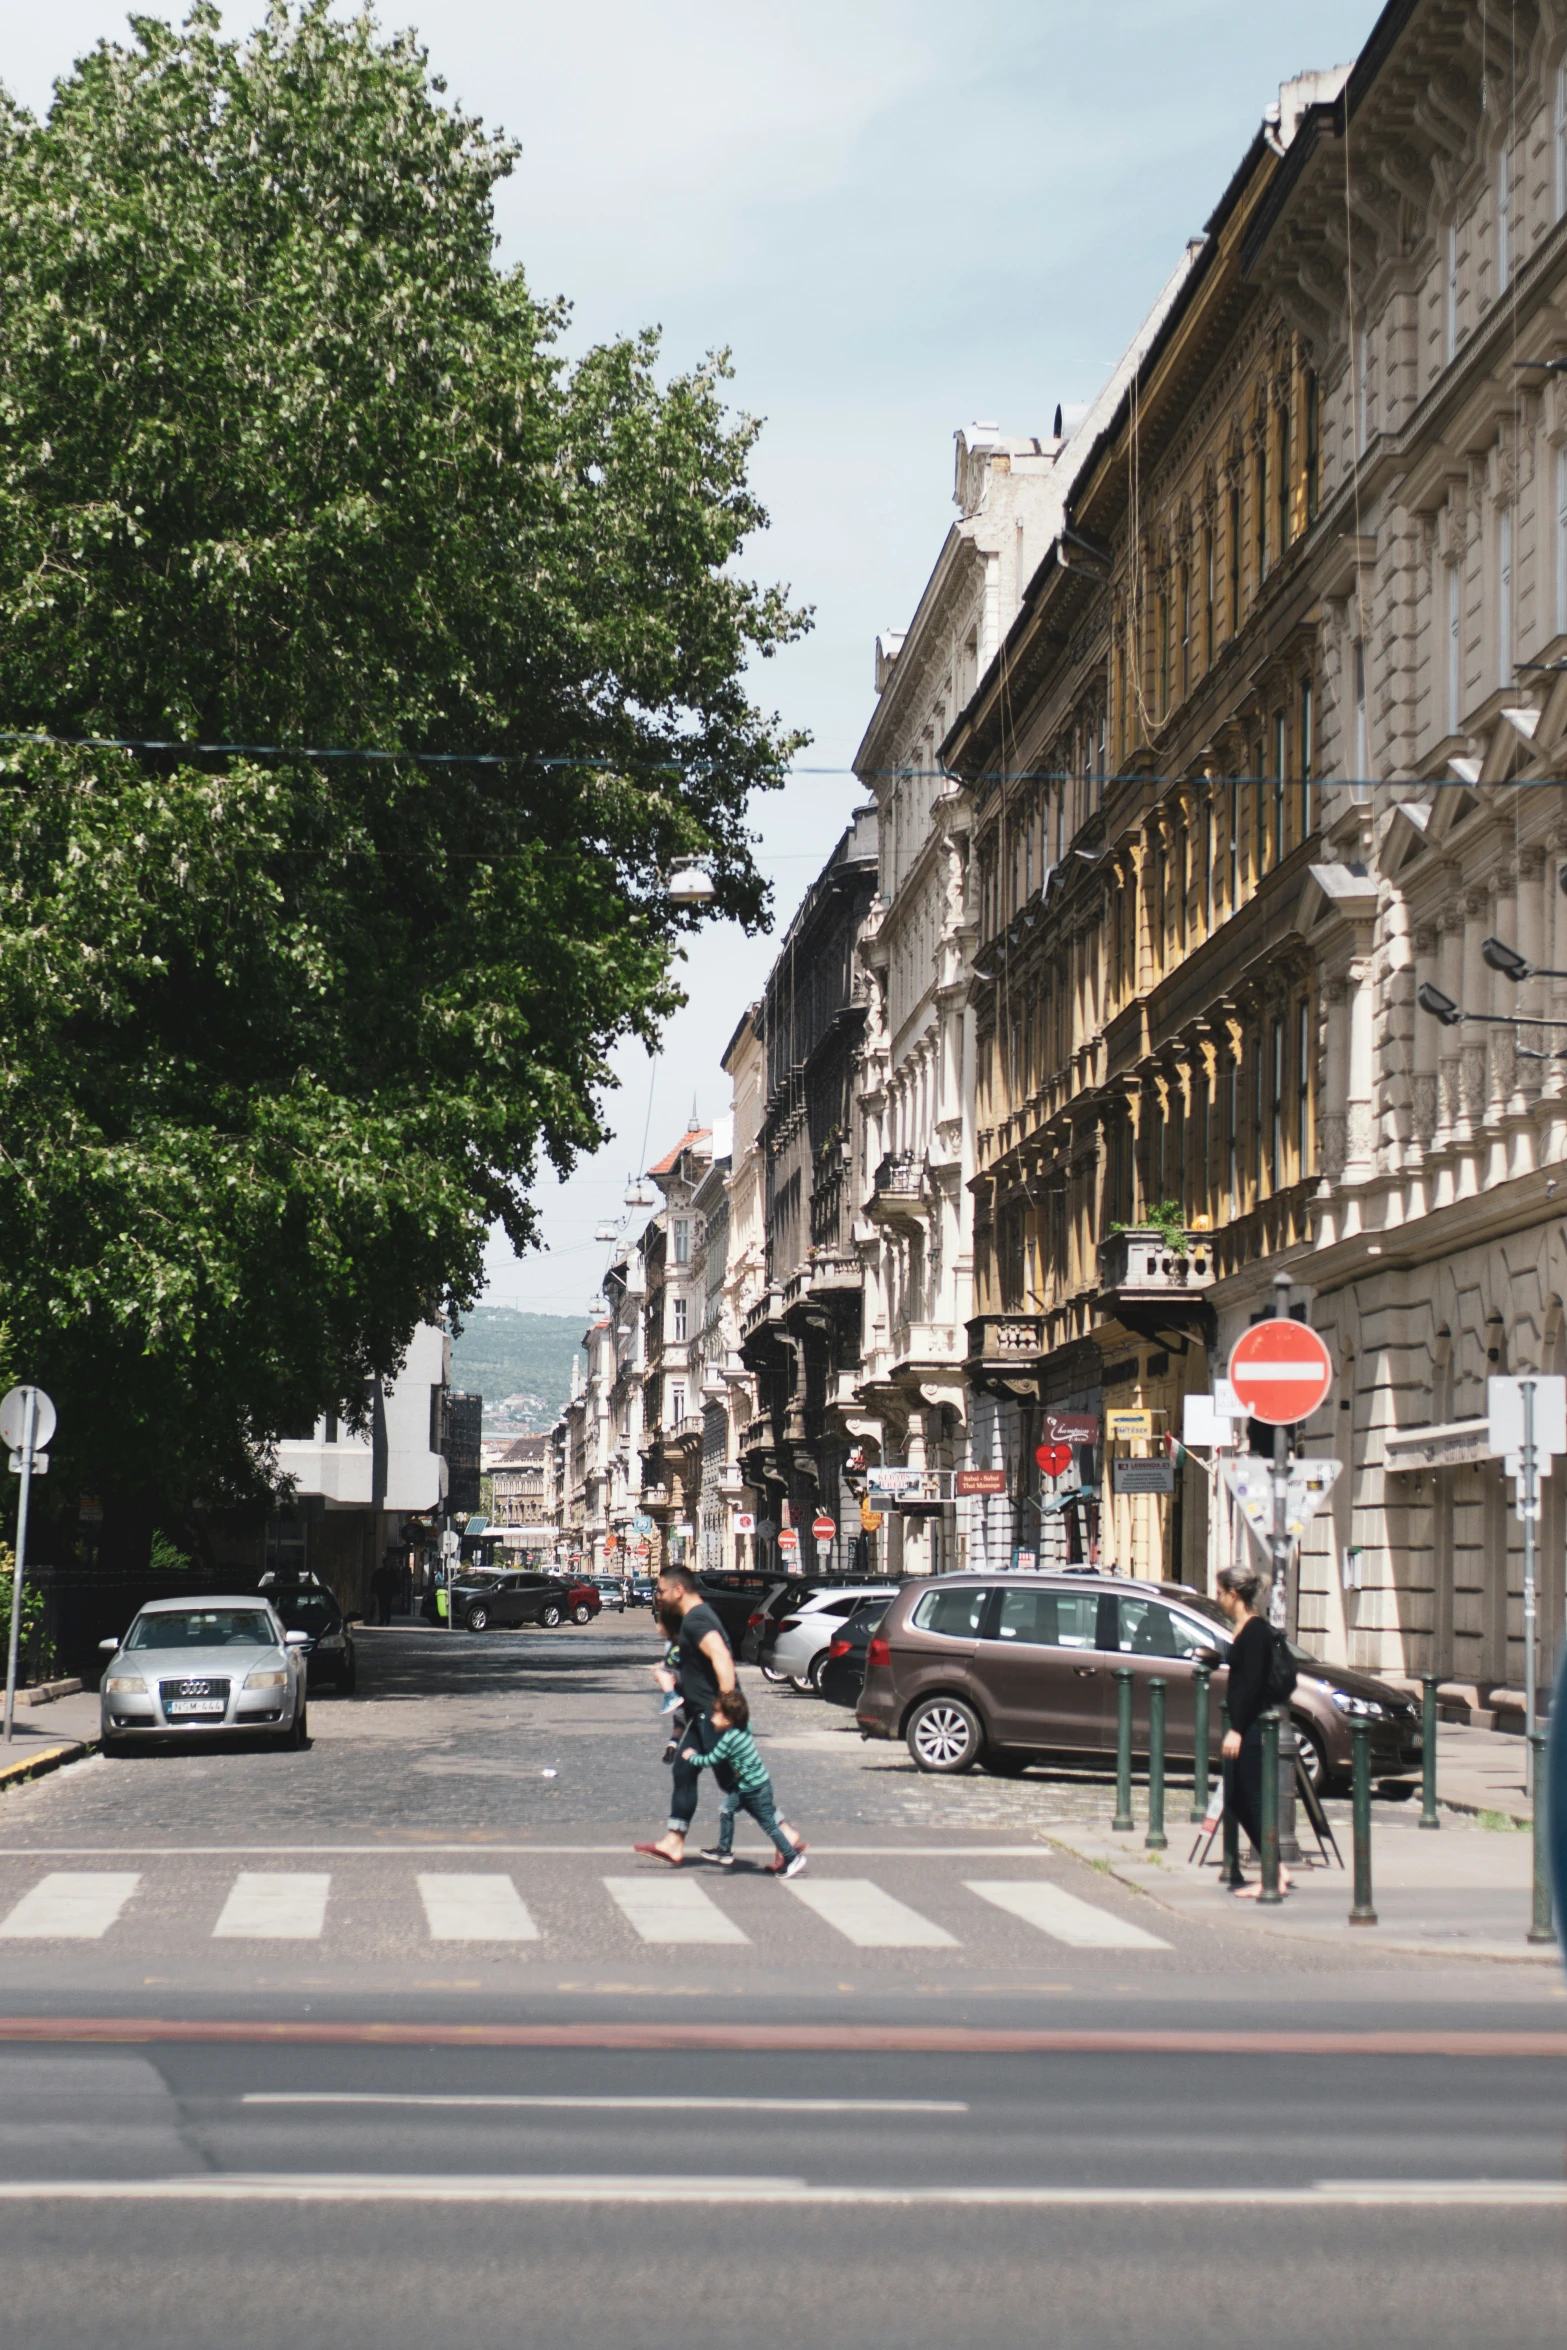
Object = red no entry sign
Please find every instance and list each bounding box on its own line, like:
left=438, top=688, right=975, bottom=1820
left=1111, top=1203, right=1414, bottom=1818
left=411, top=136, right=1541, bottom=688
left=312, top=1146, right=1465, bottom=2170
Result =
left=1228, top=1320, right=1333, bottom=1425
left=811, top=1515, right=837, bottom=1541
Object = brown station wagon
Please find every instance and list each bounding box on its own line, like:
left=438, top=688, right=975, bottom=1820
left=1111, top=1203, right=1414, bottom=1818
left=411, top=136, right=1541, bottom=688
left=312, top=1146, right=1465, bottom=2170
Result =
left=855, top=1570, right=1423, bottom=1791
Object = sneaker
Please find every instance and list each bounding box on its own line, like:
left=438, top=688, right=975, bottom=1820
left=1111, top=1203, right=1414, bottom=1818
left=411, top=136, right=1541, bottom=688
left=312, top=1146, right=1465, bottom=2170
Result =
left=659, top=1693, right=681, bottom=1714
left=780, top=1848, right=808, bottom=1879
left=697, top=1847, right=734, bottom=1868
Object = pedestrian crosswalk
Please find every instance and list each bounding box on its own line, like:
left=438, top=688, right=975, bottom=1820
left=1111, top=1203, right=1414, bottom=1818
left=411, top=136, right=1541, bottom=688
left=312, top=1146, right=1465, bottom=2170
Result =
left=0, top=1866, right=1171, bottom=1955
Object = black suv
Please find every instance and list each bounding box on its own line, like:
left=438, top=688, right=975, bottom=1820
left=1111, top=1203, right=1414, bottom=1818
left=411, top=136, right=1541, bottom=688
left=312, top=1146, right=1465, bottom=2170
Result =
left=453, top=1570, right=575, bottom=1631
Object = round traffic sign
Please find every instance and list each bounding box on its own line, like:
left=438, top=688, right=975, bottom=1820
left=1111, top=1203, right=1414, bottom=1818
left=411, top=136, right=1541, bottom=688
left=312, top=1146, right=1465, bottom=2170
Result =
left=1035, top=1442, right=1072, bottom=1479
left=777, top=1529, right=799, bottom=1551
left=1227, top=1320, right=1333, bottom=1426
left=811, top=1515, right=836, bottom=1541
left=0, top=1385, right=55, bottom=1450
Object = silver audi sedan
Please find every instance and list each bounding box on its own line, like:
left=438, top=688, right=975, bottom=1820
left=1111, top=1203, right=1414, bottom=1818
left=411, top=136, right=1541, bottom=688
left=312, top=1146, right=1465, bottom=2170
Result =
left=98, top=1596, right=310, bottom=1752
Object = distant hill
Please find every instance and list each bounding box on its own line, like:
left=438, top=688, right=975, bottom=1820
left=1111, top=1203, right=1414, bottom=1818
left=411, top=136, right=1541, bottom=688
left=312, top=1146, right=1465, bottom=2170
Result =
left=449, top=1307, right=584, bottom=1434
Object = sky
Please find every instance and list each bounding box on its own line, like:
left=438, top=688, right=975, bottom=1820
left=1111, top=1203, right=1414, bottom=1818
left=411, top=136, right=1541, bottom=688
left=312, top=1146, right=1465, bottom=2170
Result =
left=11, top=0, right=1378, bottom=1322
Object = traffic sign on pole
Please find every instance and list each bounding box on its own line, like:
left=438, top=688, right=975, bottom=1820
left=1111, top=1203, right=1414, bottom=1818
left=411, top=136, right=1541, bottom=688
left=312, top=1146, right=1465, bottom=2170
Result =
left=1227, top=1321, right=1333, bottom=1425
left=811, top=1515, right=836, bottom=1542
left=1, top=1385, right=54, bottom=1746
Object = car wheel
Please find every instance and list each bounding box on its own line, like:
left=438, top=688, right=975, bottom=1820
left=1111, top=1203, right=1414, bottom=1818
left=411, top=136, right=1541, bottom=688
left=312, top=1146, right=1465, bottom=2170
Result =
left=571, top=1603, right=593, bottom=1625
left=906, top=1696, right=983, bottom=1774
left=466, top=1605, right=488, bottom=1633
left=99, top=1733, right=128, bottom=1757
left=540, top=1604, right=563, bottom=1628
left=1291, top=1716, right=1332, bottom=1793
left=789, top=1651, right=828, bottom=1695
left=760, top=1663, right=789, bottom=1684
left=289, top=1699, right=309, bottom=1749
left=339, top=1660, right=357, bottom=1696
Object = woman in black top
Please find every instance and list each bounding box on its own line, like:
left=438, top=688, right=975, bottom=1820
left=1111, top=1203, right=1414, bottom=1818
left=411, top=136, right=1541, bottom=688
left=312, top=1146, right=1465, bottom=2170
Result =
left=1216, top=1563, right=1291, bottom=1897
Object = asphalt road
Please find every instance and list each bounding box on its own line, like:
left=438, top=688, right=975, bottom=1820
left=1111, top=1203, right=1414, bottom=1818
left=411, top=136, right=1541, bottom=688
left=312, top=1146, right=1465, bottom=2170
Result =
left=0, top=1619, right=1560, bottom=2346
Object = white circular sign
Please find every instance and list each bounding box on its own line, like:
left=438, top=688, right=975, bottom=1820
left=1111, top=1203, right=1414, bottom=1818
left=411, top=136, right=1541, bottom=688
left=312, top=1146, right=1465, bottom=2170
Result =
left=0, top=1385, right=56, bottom=1450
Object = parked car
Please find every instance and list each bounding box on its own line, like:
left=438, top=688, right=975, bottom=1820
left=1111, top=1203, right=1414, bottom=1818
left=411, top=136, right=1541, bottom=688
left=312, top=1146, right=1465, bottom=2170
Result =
left=819, top=1599, right=891, bottom=1709
left=628, top=1575, right=656, bottom=1608
left=740, top=1574, right=893, bottom=1667
left=99, top=1596, right=310, bottom=1750
left=589, top=1574, right=629, bottom=1612
left=693, top=1571, right=779, bottom=1647
left=563, top=1578, right=603, bottom=1625
left=763, top=1583, right=903, bottom=1693
left=258, top=1576, right=357, bottom=1693
left=855, top=1570, right=1424, bottom=1791
left=455, top=1570, right=580, bottom=1631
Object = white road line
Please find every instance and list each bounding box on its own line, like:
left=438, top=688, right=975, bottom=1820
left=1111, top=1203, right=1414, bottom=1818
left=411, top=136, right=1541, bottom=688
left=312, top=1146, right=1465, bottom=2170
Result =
left=416, top=1874, right=539, bottom=1942
left=0, top=1872, right=141, bottom=1939
left=0, top=2176, right=1557, bottom=2208
left=602, top=1876, right=749, bottom=1945
left=240, top=2094, right=968, bottom=2113
left=0, top=1845, right=1056, bottom=1858
left=212, top=1873, right=330, bottom=1940
left=965, top=1880, right=1170, bottom=1951
left=785, top=1878, right=959, bottom=1949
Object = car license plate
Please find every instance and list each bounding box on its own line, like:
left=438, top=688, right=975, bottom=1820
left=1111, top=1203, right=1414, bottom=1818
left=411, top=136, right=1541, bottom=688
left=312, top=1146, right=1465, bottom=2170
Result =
left=167, top=1699, right=226, bottom=1715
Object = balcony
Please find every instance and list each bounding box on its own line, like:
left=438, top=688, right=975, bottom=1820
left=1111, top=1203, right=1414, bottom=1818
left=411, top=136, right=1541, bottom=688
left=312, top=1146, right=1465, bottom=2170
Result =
left=965, top=1314, right=1045, bottom=1401
left=1097, top=1227, right=1213, bottom=1297
left=867, top=1152, right=926, bottom=1231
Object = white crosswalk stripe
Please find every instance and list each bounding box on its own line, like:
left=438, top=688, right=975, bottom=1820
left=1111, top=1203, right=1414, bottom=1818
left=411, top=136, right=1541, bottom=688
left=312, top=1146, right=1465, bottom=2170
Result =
left=964, top=1879, right=1171, bottom=1950
left=417, top=1874, right=539, bottom=1942
left=0, top=1872, right=141, bottom=1939
left=212, top=1873, right=330, bottom=1940
left=602, top=1875, right=749, bottom=1945
left=785, top=1878, right=959, bottom=1948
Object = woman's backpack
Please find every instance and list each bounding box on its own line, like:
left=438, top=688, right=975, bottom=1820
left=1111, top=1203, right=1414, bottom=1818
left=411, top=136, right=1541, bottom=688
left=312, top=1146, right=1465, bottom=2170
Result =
left=1266, top=1625, right=1298, bottom=1704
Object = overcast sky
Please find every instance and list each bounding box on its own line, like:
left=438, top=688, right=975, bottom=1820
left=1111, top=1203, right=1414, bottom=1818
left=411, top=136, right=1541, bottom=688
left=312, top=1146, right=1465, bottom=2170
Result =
left=12, top=1, right=1376, bottom=1321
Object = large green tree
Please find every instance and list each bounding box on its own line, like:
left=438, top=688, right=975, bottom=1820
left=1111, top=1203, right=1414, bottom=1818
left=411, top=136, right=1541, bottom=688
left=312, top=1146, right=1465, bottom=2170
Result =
left=0, top=3, right=805, bottom=1543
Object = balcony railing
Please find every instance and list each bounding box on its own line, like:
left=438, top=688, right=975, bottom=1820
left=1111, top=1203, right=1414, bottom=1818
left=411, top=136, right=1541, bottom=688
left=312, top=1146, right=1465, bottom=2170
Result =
left=1097, top=1227, right=1213, bottom=1296
left=966, top=1313, right=1044, bottom=1363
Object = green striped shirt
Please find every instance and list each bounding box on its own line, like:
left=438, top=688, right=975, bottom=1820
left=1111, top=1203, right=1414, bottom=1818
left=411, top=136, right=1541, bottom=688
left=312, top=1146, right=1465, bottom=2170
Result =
left=690, top=1725, right=770, bottom=1792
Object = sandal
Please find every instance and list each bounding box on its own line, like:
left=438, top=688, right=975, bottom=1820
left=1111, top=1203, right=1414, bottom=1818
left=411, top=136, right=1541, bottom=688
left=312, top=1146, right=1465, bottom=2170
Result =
left=633, top=1842, right=682, bottom=1867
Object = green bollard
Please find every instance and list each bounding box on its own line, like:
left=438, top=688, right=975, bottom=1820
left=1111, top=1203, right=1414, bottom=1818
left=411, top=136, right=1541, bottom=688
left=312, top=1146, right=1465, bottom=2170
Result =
left=1191, top=1663, right=1211, bottom=1825
left=1349, top=1720, right=1378, bottom=1924
left=1112, top=1667, right=1134, bottom=1832
left=1528, top=1727, right=1554, bottom=1945
left=1219, top=1702, right=1243, bottom=1889
left=1258, top=1708, right=1283, bottom=1905
left=1146, top=1677, right=1168, bottom=1852
left=1419, top=1673, right=1440, bottom=1831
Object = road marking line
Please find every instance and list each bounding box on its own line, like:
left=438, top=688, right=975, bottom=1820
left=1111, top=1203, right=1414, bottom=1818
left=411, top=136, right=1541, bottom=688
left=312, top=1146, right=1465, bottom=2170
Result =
left=240, top=2094, right=968, bottom=2113
left=785, top=1879, right=959, bottom=1949
left=211, top=1874, right=330, bottom=1941
left=0, top=1845, right=1059, bottom=1858
left=965, top=1880, right=1170, bottom=1951
left=416, top=1875, right=539, bottom=1942
left=0, top=2175, right=1558, bottom=2207
left=602, top=1876, right=749, bottom=1946
left=0, top=1873, right=141, bottom=1940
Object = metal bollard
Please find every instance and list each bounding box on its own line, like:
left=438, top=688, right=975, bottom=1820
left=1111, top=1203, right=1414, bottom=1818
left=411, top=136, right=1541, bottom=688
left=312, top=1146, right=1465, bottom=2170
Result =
left=1112, top=1668, right=1134, bottom=1832
left=1258, top=1709, right=1283, bottom=1904
left=1349, top=1720, right=1378, bottom=1925
left=1191, top=1663, right=1211, bottom=1825
left=1419, top=1673, right=1440, bottom=1831
left=1219, top=1702, right=1243, bottom=1889
left=1528, top=1727, right=1554, bottom=1945
left=1146, top=1677, right=1168, bottom=1851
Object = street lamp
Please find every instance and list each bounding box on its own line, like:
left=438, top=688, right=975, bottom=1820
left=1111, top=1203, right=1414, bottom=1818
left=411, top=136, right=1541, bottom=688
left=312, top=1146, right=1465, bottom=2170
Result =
left=667, top=862, right=715, bottom=905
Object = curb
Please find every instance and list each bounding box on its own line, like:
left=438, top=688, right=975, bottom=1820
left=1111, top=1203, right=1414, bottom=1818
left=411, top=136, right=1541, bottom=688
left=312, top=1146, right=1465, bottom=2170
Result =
left=0, top=1738, right=93, bottom=1793
left=12, top=1679, right=85, bottom=1709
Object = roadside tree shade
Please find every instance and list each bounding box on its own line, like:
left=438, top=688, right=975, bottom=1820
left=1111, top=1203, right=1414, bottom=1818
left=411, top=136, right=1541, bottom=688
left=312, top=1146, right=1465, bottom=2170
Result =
left=0, top=7, right=806, bottom=1544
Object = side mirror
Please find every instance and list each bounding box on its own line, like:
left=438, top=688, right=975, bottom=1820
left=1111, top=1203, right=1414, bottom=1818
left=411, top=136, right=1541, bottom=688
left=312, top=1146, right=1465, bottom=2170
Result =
left=98, top=1636, right=121, bottom=1654
left=283, top=1629, right=311, bottom=1647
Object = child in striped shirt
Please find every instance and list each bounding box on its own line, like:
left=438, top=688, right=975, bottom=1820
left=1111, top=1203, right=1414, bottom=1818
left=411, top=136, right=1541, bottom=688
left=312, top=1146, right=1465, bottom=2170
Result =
left=681, top=1686, right=807, bottom=1877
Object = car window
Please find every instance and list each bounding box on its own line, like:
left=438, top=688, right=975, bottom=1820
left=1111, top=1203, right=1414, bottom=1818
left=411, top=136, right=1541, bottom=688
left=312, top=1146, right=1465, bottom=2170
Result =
left=1115, top=1597, right=1207, bottom=1659
left=991, top=1589, right=1101, bottom=1648
left=846, top=1601, right=888, bottom=1632
left=265, top=1591, right=340, bottom=1633
left=125, top=1609, right=277, bottom=1650
left=910, top=1586, right=989, bottom=1639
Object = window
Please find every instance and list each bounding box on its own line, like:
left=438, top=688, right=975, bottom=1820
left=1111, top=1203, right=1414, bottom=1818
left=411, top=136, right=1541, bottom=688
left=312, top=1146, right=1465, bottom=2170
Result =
left=670, top=1383, right=686, bottom=1423
left=1557, top=446, right=1567, bottom=638
left=1298, top=999, right=1312, bottom=1174
left=673, top=1297, right=687, bottom=1342
left=1272, top=710, right=1287, bottom=865
left=992, top=1588, right=1100, bottom=1649
left=1198, top=1068, right=1212, bottom=1213
left=1445, top=217, right=1459, bottom=363
left=1277, top=393, right=1291, bottom=558
left=1203, top=797, right=1215, bottom=933
left=673, top=1218, right=691, bottom=1265
left=1497, top=141, right=1511, bottom=294
left=1271, top=1019, right=1284, bottom=1194
left=1158, top=591, right=1169, bottom=719
left=1305, top=374, right=1320, bottom=520
left=1116, top=1597, right=1206, bottom=1658
left=1227, top=1061, right=1239, bottom=1214
left=1251, top=1038, right=1263, bottom=1200
left=1256, top=435, right=1268, bottom=577
left=1447, top=560, right=1462, bottom=734
left=1180, top=564, right=1191, bottom=702
left=912, top=1585, right=990, bottom=1639
left=1300, top=677, right=1314, bottom=834
left=1228, top=487, right=1241, bottom=634
left=1353, top=639, right=1368, bottom=787
left=1204, top=524, right=1215, bottom=668
left=1228, top=779, right=1240, bottom=911
left=1498, top=504, right=1513, bottom=690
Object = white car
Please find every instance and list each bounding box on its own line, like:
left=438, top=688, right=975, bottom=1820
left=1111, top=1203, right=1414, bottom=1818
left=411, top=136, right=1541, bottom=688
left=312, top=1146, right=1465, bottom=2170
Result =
left=763, top=1584, right=899, bottom=1692
left=99, top=1596, right=311, bottom=1751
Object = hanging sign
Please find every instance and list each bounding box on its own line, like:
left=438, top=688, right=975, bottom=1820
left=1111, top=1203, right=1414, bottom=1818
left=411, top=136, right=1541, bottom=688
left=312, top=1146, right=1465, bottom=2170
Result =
left=1113, top=1458, right=1175, bottom=1494
left=1042, top=1411, right=1099, bottom=1445
left=1228, top=1322, right=1334, bottom=1425
left=1107, top=1409, right=1154, bottom=1441
left=1035, top=1443, right=1073, bottom=1479
left=957, top=1468, right=1008, bottom=1496
left=1223, top=1455, right=1342, bottom=1548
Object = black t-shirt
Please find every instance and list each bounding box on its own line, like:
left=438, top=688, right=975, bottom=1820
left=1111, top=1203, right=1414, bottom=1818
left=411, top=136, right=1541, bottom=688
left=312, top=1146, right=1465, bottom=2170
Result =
left=677, top=1601, right=731, bottom=1715
left=1226, top=1613, right=1274, bottom=1738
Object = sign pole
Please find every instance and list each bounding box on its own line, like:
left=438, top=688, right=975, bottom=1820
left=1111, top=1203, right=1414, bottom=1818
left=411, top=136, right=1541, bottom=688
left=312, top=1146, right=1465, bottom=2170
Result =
left=1269, top=1273, right=1302, bottom=1863
left=1523, top=1377, right=1538, bottom=1802
left=3, top=1387, right=39, bottom=1745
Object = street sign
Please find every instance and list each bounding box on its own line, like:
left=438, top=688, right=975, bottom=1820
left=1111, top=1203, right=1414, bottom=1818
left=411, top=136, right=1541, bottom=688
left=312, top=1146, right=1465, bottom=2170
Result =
left=811, top=1515, right=837, bottom=1541
left=634, top=1539, right=649, bottom=1557
left=1106, top=1409, right=1153, bottom=1440
left=859, top=1497, right=884, bottom=1533
left=1487, top=1375, right=1567, bottom=1460
left=1113, top=1458, right=1176, bottom=1494
left=1227, top=1321, right=1333, bottom=1425
left=777, top=1529, right=799, bottom=1551
left=733, top=1511, right=756, bottom=1534
left=755, top=1518, right=777, bottom=1541
left=957, top=1468, right=1008, bottom=1496
left=1035, top=1442, right=1073, bottom=1479
left=0, top=1387, right=55, bottom=1451
left=1042, top=1411, right=1099, bottom=1445
left=866, top=1467, right=926, bottom=1496
left=1223, top=1454, right=1342, bottom=1547
left=1013, top=1547, right=1037, bottom=1570
left=633, top=1513, right=655, bottom=1535
left=1183, top=1393, right=1237, bottom=1448
left=1488, top=1375, right=1567, bottom=1790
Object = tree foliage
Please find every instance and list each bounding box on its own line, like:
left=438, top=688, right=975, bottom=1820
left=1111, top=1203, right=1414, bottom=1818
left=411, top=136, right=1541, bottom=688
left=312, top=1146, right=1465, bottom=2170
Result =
left=0, top=3, right=806, bottom=1529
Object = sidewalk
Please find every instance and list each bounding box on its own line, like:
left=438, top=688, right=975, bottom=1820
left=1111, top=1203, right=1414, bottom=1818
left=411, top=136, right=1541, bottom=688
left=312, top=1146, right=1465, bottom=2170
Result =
left=0, top=1687, right=100, bottom=1792
left=1049, top=1724, right=1554, bottom=1964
